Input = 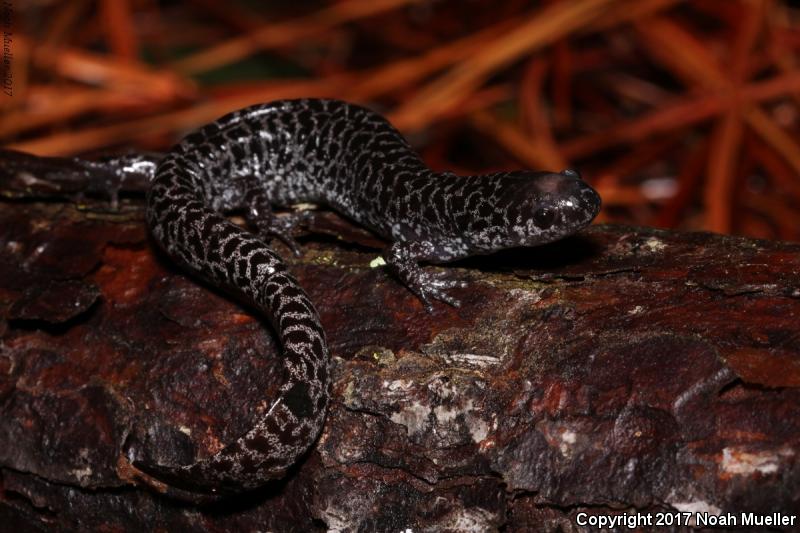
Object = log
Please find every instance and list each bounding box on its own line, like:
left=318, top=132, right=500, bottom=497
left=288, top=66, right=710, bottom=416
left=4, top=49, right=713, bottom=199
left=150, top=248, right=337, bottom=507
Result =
left=1, top=151, right=799, bottom=532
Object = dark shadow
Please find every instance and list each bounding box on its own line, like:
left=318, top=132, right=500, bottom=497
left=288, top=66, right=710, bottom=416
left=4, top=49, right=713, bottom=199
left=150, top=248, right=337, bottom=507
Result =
left=450, top=233, right=603, bottom=273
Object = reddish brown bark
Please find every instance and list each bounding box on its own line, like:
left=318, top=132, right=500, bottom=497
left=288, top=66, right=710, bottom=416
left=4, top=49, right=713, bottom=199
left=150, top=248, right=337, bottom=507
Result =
left=1, top=155, right=798, bottom=531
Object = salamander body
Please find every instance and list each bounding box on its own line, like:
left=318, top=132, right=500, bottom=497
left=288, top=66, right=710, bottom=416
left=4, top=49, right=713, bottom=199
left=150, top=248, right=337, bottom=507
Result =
left=63, top=99, right=602, bottom=496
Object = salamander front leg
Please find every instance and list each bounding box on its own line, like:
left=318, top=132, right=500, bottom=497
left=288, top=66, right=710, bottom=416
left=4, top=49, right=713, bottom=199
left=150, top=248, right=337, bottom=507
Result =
left=384, top=240, right=468, bottom=311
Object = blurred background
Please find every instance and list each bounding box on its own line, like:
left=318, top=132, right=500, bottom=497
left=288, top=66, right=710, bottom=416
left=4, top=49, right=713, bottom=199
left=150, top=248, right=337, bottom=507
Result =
left=2, top=0, right=800, bottom=241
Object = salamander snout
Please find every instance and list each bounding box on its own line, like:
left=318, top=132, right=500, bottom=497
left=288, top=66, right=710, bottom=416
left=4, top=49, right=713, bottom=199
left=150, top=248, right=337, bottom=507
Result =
left=501, top=169, right=601, bottom=247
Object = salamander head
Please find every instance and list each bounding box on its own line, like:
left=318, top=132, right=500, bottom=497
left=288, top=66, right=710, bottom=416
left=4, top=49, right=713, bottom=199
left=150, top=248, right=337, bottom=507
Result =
left=463, top=169, right=601, bottom=252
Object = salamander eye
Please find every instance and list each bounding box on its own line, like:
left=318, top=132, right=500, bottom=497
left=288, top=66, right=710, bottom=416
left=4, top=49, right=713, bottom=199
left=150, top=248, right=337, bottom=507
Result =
left=561, top=168, right=582, bottom=180
left=533, top=207, right=555, bottom=229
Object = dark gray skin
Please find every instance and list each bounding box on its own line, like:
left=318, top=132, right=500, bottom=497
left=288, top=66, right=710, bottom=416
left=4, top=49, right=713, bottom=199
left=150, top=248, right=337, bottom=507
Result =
left=1, top=99, right=600, bottom=498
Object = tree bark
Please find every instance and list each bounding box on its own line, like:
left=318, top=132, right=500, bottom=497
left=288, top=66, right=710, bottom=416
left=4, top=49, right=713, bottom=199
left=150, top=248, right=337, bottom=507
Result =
left=1, top=151, right=799, bottom=532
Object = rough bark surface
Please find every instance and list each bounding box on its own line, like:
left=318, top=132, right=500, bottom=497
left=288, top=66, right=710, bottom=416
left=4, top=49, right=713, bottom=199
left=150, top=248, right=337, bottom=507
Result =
left=1, top=154, right=799, bottom=532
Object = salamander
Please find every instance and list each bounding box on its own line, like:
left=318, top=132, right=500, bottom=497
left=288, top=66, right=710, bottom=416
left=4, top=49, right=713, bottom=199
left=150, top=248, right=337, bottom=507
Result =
left=2, top=99, right=601, bottom=497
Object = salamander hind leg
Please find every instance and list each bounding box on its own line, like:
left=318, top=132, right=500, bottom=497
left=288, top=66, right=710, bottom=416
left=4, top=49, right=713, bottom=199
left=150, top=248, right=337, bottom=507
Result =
left=241, top=176, right=310, bottom=256
left=385, top=240, right=468, bottom=311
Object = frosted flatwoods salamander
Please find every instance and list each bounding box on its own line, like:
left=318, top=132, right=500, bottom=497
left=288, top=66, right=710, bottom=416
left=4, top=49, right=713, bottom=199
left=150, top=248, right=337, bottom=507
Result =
left=2, top=99, right=601, bottom=497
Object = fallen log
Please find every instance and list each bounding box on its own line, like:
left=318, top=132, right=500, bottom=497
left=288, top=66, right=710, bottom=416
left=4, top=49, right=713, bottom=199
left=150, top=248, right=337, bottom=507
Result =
left=1, top=151, right=798, bottom=532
